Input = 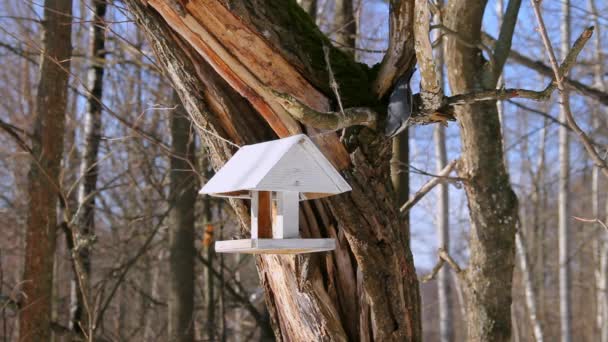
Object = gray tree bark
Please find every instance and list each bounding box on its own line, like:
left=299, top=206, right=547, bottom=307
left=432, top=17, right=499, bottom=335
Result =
left=19, top=0, right=72, bottom=340
left=70, top=0, right=107, bottom=336
left=558, top=2, right=572, bottom=341
left=168, top=92, right=197, bottom=342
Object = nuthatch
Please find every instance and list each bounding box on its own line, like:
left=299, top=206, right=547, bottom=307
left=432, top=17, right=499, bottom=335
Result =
left=384, top=68, right=416, bottom=138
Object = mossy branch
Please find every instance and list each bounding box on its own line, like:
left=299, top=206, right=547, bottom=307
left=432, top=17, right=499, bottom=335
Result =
left=270, top=89, right=378, bottom=130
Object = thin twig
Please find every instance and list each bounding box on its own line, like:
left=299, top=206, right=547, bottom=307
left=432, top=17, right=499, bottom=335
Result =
left=400, top=159, right=459, bottom=214
left=573, top=216, right=608, bottom=232
left=420, top=247, right=463, bottom=282
left=322, top=45, right=345, bottom=116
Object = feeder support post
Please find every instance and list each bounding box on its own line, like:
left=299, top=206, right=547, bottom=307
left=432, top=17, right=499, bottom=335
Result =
left=251, top=190, right=259, bottom=239
left=275, top=191, right=300, bottom=239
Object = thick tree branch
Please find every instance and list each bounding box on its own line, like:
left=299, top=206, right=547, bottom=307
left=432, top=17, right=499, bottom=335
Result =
left=373, top=0, right=416, bottom=98
left=414, top=0, right=444, bottom=113
left=492, top=0, right=522, bottom=80
left=271, top=89, right=378, bottom=130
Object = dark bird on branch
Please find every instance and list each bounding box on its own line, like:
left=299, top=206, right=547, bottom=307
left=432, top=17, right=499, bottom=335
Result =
left=385, top=68, right=416, bottom=138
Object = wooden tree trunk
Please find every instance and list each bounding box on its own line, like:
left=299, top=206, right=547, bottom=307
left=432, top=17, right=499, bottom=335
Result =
left=168, top=92, right=197, bottom=342
left=19, top=0, right=72, bottom=340
left=124, top=0, right=421, bottom=340
left=444, top=0, right=519, bottom=341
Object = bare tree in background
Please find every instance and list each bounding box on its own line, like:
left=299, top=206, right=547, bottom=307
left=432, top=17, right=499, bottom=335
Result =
left=433, top=1, right=453, bottom=340
left=558, top=2, right=572, bottom=341
left=19, top=0, right=72, bottom=340
left=334, top=0, right=357, bottom=57
left=168, top=91, right=197, bottom=342
left=70, top=0, right=107, bottom=336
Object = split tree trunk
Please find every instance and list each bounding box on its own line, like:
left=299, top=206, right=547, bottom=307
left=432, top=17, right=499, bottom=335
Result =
left=19, top=0, right=72, bottom=340
left=168, top=92, right=197, bottom=342
left=70, top=0, right=107, bottom=335
left=445, top=0, right=519, bottom=341
left=124, top=0, right=421, bottom=340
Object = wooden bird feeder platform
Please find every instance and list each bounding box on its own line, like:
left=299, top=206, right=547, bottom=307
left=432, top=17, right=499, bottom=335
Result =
left=199, top=134, right=351, bottom=254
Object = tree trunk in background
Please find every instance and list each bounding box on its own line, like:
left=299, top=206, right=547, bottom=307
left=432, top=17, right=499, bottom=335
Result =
left=558, top=2, right=572, bottom=341
left=433, top=4, right=453, bottom=339
left=434, top=124, right=452, bottom=342
left=445, top=0, right=519, bottom=340
left=516, top=230, right=544, bottom=342
left=334, top=0, right=357, bottom=57
left=19, top=0, right=72, bottom=340
left=168, top=92, right=197, bottom=342
left=124, top=1, right=421, bottom=340
left=588, top=1, right=608, bottom=341
left=70, top=0, right=107, bottom=335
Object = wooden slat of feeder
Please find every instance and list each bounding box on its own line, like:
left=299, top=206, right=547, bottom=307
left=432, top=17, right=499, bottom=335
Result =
left=258, top=191, right=272, bottom=238
left=215, top=239, right=335, bottom=254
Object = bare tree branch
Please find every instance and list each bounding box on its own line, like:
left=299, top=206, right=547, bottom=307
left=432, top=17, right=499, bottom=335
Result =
left=482, top=32, right=608, bottom=105
left=528, top=4, right=608, bottom=177
left=573, top=216, right=608, bottom=232
left=420, top=247, right=464, bottom=282
left=400, top=159, right=459, bottom=214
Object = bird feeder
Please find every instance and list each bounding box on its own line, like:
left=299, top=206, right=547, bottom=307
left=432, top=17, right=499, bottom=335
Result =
left=200, top=134, right=351, bottom=254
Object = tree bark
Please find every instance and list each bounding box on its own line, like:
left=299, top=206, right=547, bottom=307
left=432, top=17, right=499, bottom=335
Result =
left=558, top=2, right=572, bottom=341
left=123, top=1, right=421, bottom=340
left=70, top=0, right=107, bottom=336
left=19, top=0, right=72, bottom=341
left=168, top=92, right=197, bottom=342
left=444, top=0, right=519, bottom=341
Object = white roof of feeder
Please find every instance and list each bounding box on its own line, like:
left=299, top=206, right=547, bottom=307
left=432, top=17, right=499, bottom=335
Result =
left=200, top=134, right=351, bottom=200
